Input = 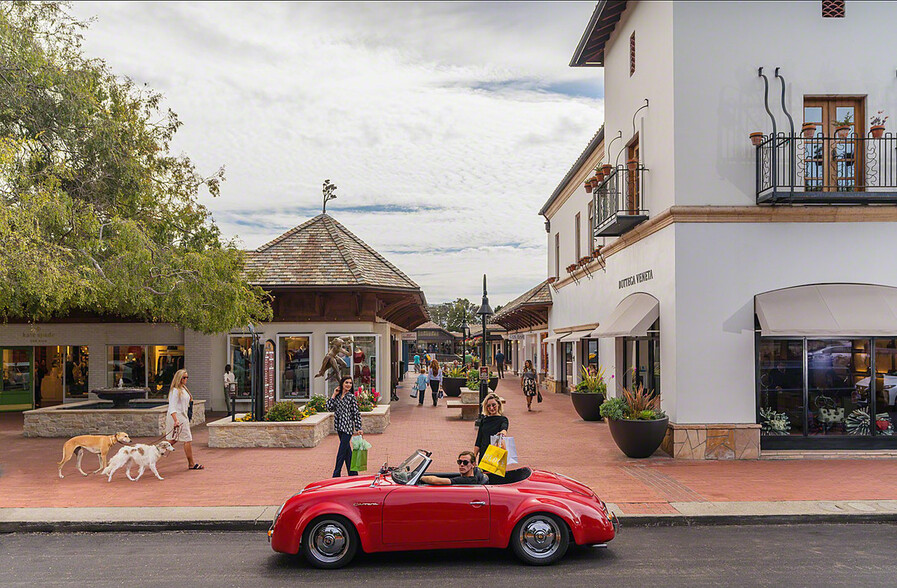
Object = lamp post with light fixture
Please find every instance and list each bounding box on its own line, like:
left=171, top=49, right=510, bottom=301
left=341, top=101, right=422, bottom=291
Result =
left=475, top=275, right=493, bottom=426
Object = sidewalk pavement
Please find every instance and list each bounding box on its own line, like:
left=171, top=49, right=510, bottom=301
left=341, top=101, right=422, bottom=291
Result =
left=3, top=373, right=897, bottom=532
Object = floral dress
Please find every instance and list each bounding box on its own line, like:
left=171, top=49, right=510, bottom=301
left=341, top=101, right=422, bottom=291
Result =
left=522, top=367, right=537, bottom=398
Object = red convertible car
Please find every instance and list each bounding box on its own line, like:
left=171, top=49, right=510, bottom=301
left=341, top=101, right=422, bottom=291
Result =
left=268, top=449, right=618, bottom=568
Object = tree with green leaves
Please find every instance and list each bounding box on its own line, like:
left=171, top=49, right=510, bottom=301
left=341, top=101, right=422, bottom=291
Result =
left=428, top=298, right=477, bottom=332
left=0, top=2, right=270, bottom=333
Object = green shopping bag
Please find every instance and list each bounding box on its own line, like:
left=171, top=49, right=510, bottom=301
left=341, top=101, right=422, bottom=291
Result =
left=350, top=448, right=368, bottom=472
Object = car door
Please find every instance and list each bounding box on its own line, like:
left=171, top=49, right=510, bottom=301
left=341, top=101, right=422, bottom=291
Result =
left=382, top=484, right=490, bottom=545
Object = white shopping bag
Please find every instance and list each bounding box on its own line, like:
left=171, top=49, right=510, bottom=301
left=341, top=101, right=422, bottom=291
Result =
left=491, top=434, right=518, bottom=465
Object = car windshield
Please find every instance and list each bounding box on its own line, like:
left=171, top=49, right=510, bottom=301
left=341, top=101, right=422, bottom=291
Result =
left=390, top=451, right=429, bottom=485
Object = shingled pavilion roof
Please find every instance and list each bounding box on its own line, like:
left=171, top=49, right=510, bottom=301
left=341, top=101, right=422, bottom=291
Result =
left=244, top=213, right=428, bottom=329
left=491, top=280, right=552, bottom=332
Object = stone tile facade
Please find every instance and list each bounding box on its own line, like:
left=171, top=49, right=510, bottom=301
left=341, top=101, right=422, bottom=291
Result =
left=23, top=400, right=206, bottom=438
left=660, top=422, right=760, bottom=460
left=208, top=412, right=334, bottom=448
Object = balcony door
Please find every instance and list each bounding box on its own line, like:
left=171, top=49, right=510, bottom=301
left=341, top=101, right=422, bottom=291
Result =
left=803, top=97, right=865, bottom=191
left=627, top=136, right=640, bottom=213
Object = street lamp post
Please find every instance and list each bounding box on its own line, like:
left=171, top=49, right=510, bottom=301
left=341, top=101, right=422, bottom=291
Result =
left=460, top=316, right=469, bottom=363
left=476, top=274, right=493, bottom=426
left=247, top=324, right=262, bottom=421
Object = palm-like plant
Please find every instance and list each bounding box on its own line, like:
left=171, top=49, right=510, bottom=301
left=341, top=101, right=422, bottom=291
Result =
left=576, top=366, right=607, bottom=394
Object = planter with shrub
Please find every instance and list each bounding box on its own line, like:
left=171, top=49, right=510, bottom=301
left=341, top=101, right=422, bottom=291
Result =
left=599, top=385, right=668, bottom=458
left=571, top=366, right=606, bottom=421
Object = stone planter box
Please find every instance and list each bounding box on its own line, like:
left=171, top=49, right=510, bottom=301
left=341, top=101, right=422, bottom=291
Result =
left=23, top=399, right=206, bottom=438
left=208, top=412, right=334, bottom=448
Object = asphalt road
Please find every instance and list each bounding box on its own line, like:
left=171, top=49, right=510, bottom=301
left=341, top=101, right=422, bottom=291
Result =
left=3, top=524, right=896, bottom=587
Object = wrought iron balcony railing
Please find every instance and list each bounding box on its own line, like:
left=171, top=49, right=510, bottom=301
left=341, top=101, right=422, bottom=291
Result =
left=593, top=164, right=649, bottom=237
left=756, top=133, right=897, bottom=204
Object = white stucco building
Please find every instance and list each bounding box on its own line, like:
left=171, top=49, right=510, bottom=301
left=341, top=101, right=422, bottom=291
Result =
left=541, top=0, right=897, bottom=457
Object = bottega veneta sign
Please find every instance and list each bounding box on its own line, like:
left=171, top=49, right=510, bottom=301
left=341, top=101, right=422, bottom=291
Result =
left=619, top=270, right=654, bottom=289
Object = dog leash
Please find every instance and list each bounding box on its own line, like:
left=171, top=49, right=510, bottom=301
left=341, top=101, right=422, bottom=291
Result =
left=146, top=424, right=180, bottom=445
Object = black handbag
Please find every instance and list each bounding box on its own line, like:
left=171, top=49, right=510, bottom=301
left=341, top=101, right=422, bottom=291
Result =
left=537, top=390, right=543, bottom=403
left=187, top=400, right=194, bottom=421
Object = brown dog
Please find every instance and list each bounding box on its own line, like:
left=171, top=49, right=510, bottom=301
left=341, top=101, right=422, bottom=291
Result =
left=58, top=432, right=131, bottom=478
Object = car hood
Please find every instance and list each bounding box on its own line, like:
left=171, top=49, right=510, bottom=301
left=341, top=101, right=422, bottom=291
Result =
left=300, top=475, right=380, bottom=494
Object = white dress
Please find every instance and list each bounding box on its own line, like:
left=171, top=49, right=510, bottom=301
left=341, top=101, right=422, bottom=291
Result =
left=166, top=387, right=193, bottom=442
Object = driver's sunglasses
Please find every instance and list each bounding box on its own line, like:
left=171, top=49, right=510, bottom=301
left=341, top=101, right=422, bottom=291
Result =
left=457, top=459, right=471, bottom=465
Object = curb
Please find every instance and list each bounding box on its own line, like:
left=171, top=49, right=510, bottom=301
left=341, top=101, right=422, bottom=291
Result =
left=4, top=513, right=897, bottom=534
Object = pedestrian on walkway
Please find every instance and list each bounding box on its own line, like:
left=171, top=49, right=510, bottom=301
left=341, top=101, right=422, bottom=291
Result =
left=413, top=352, right=421, bottom=373
left=415, top=370, right=429, bottom=404
left=522, top=359, right=538, bottom=412
left=495, top=349, right=505, bottom=378
left=327, top=376, right=363, bottom=477
left=474, top=393, right=509, bottom=463
left=166, top=369, right=203, bottom=470
left=427, top=359, right=443, bottom=407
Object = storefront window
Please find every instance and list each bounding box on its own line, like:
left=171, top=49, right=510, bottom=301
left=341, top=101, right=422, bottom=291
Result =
left=623, top=321, right=660, bottom=396
left=582, top=339, right=599, bottom=372
left=562, top=342, right=573, bottom=389
left=107, top=346, right=146, bottom=388
left=806, top=339, right=870, bottom=435
left=874, top=339, right=897, bottom=433
left=147, top=345, right=185, bottom=398
left=540, top=333, right=548, bottom=375
left=327, top=335, right=377, bottom=395
left=64, top=346, right=89, bottom=400
left=35, top=346, right=64, bottom=407
left=229, top=336, right=253, bottom=398
left=279, top=335, right=311, bottom=399
left=1, top=347, right=33, bottom=411
left=758, top=339, right=804, bottom=436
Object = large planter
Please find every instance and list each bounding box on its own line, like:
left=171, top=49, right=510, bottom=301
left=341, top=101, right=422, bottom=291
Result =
left=606, top=417, right=669, bottom=458
left=571, top=391, right=604, bottom=421
left=443, top=377, right=466, bottom=397
left=487, top=377, right=499, bottom=391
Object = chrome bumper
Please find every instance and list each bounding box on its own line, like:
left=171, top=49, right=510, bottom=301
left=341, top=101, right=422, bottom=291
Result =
left=609, top=511, right=620, bottom=534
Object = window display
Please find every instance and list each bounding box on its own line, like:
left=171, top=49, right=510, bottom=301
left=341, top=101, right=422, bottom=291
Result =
left=1, top=347, right=33, bottom=411
left=147, top=345, right=185, bottom=398
left=758, top=339, right=804, bottom=436
left=229, top=335, right=253, bottom=398
left=279, top=335, right=311, bottom=399
left=107, top=346, right=146, bottom=388
left=64, top=346, right=89, bottom=399
left=326, top=335, right=377, bottom=395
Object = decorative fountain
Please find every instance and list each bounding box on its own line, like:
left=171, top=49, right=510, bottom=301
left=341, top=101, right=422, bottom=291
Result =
left=92, top=387, right=150, bottom=409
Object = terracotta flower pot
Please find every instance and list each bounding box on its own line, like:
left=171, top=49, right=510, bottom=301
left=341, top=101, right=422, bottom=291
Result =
left=595, top=172, right=604, bottom=184
left=835, top=125, right=851, bottom=138
left=601, top=164, right=614, bottom=176
left=627, top=158, right=638, bottom=172
left=584, top=181, right=593, bottom=194
left=871, top=125, right=886, bottom=139
left=801, top=123, right=816, bottom=139
left=749, top=132, right=764, bottom=146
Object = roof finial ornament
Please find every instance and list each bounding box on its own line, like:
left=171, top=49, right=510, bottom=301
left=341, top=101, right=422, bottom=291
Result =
left=322, top=179, right=337, bottom=214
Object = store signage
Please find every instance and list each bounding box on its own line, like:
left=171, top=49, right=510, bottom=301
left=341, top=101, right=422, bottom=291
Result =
left=263, top=340, right=276, bottom=413
left=508, top=334, right=525, bottom=341
left=479, top=366, right=489, bottom=381
left=619, top=269, right=654, bottom=289
left=21, top=326, right=53, bottom=344
left=400, top=332, right=417, bottom=341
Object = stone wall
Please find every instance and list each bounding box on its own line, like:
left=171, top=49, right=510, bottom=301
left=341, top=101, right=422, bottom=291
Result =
left=23, top=400, right=205, bottom=438
left=207, top=412, right=334, bottom=448
left=661, top=423, right=760, bottom=460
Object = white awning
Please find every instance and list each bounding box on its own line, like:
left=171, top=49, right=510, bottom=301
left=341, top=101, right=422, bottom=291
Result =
left=755, top=284, right=897, bottom=337
left=543, top=333, right=565, bottom=343
left=560, top=330, right=596, bottom=342
left=590, top=293, right=659, bottom=338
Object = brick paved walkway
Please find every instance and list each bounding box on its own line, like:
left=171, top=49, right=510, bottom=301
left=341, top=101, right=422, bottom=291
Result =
left=2, top=375, right=897, bottom=514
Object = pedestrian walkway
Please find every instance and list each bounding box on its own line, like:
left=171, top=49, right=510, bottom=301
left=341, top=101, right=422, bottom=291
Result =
left=2, top=374, right=897, bottom=519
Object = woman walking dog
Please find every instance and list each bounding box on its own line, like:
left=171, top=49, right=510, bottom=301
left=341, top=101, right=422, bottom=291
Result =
left=166, top=369, right=203, bottom=470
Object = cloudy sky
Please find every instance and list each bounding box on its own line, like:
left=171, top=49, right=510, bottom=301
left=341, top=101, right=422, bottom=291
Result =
left=71, top=1, right=604, bottom=305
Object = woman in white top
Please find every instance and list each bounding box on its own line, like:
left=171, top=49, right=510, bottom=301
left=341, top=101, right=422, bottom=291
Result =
left=167, top=369, right=203, bottom=470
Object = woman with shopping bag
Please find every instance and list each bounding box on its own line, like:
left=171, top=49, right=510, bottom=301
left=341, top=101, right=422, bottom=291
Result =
left=473, top=392, right=509, bottom=463
left=327, top=376, right=363, bottom=477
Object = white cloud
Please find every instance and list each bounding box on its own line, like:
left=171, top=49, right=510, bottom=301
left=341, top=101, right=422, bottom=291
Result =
left=70, top=1, right=604, bottom=304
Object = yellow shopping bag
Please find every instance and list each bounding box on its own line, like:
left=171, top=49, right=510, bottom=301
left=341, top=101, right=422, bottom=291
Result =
left=478, top=444, right=508, bottom=477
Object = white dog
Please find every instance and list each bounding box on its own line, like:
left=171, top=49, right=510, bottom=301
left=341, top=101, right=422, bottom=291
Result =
left=101, top=442, right=175, bottom=482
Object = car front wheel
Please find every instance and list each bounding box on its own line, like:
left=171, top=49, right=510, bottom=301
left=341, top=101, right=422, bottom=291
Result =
left=300, top=516, right=358, bottom=569
left=510, top=512, right=569, bottom=566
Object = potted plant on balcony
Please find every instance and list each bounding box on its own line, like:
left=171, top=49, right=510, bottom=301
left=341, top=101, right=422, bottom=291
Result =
left=578, top=255, right=592, bottom=267
left=599, top=384, right=668, bottom=458
left=601, top=163, right=614, bottom=176
left=801, top=122, right=817, bottom=139
left=870, top=111, right=888, bottom=138
left=443, top=366, right=466, bottom=397
left=566, top=264, right=577, bottom=273
left=571, top=366, right=606, bottom=421
left=832, top=113, right=853, bottom=138
left=749, top=131, right=764, bottom=146
left=627, top=158, right=639, bottom=172
left=584, top=178, right=594, bottom=194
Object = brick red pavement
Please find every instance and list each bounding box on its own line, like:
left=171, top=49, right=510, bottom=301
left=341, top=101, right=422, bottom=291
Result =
left=2, top=375, right=897, bottom=514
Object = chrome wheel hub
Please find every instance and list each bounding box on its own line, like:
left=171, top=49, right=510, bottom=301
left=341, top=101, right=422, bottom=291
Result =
left=520, top=517, right=559, bottom=558
left=310, top=522, right=348, bottom=561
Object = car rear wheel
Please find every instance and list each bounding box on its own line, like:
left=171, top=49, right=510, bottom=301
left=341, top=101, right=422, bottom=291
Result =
left=300, top=516, right=358, bottom=569
left=510, top=512, right=569, bottom=566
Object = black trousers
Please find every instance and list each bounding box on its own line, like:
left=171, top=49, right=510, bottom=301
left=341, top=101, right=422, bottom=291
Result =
left=497, top=362, right=504, bottom=378
left=429, top=380, right=440, bottom=406
left=333, top=431, right=358, bottom=477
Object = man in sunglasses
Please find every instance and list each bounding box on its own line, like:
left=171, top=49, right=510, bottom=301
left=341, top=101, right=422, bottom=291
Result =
left=420, top=451, right=488, bottom=485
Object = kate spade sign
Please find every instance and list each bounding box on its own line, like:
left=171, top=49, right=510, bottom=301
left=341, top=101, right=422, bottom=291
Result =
left=619, top=270, right=653, bottom=289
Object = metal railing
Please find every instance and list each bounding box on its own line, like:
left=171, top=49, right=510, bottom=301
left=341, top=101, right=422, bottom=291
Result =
left=756, top=132, right=897, bottom=203
left=592, top=164, right=649, bottom=237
